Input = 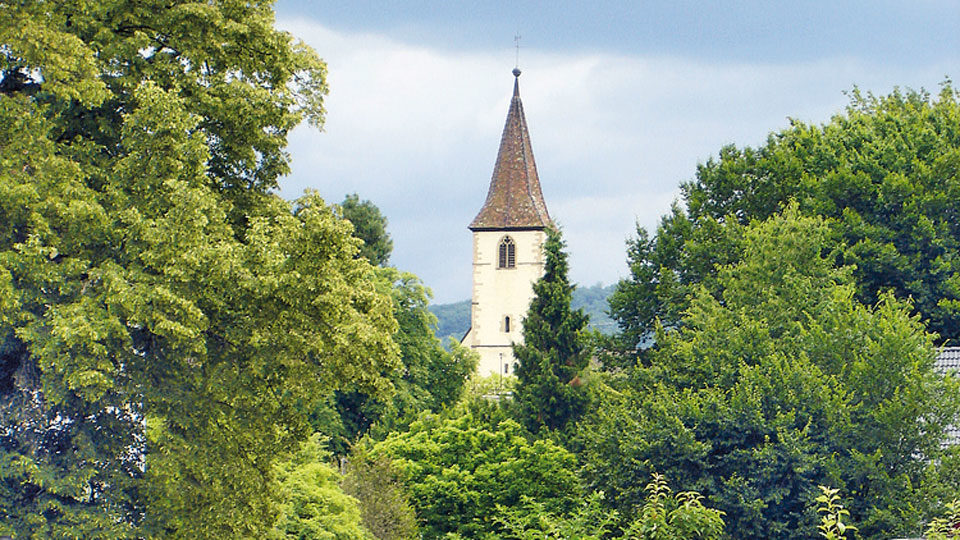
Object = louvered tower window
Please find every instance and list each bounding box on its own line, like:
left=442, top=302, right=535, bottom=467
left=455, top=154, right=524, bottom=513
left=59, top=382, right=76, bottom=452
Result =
left=498, top=236, right=516, bottom=269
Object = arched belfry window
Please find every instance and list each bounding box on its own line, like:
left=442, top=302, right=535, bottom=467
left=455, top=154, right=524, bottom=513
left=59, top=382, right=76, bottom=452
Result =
left=498, top=236, right=516, bottom=269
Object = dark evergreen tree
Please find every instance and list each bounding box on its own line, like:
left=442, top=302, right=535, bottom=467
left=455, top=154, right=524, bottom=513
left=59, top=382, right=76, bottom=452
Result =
left=513, top=227, right=590, bottom=434
left=339, top=193, right=393, bottom=266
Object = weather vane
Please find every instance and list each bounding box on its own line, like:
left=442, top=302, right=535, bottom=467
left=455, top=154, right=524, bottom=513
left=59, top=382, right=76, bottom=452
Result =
left=514, top=33, right=521, bottom=71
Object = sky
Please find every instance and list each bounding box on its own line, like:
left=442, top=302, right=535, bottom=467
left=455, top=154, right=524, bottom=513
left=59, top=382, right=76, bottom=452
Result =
left=272, top=0, right=960, bottom=303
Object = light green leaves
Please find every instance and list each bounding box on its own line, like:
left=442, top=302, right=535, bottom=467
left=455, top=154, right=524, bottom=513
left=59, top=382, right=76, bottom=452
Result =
left=816, top=486, right=857, bottom=540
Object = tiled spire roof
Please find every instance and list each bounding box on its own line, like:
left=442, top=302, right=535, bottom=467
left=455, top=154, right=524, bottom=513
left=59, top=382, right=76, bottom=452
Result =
left=469, top=70, right=552, bottom=231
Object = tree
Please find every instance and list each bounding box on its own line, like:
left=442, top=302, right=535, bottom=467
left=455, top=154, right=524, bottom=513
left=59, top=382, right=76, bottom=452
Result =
left=309, top=193, right=473, bottom=454
left=270, top=434, right=371, bottom=540
left=1, top=1, right=399, bottom=537
left=341, top=450, right=419, bottom=540
left=816, top=486, right=858, bottom=540
left=625, top=473, right=725, bottom=540
left=369, top=407, right=580, bottom=539
left=925, top=499, right=960, bottom=540
left=513, top=227, right=590, bottom=434
left=494, top=475, right=724, bottom=540
left=339, top=194, right=393, bottom=266
left=494, top=491, right=620, bottom=540
left=581, top=208, right=960, bottom=540
left=611, top=84, right=960, bottom=349
left=320, top=268, right=477, bottom=455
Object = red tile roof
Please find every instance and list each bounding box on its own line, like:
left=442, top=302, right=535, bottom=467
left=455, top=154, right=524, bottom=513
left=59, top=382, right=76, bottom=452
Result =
left=469, top=72, right=552, bottom=231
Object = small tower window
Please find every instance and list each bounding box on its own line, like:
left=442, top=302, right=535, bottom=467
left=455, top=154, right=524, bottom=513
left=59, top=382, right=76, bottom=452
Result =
left=498, top=236, right=516, bottom=269
left=504, top=316, right=511, bottom=333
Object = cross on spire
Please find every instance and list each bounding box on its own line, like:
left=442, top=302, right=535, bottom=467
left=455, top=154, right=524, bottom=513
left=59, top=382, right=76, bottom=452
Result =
left=514, top=33, right=521, bottom=71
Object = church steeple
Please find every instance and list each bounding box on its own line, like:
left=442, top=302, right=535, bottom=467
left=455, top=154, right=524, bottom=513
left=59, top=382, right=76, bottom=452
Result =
left=463, top=69, right=553, bottom=377
left=469, top=70, right=552, bottom=230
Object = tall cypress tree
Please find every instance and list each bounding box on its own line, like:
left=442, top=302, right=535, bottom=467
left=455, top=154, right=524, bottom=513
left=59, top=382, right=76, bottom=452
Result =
left=513, top=227, right=590, bottom=434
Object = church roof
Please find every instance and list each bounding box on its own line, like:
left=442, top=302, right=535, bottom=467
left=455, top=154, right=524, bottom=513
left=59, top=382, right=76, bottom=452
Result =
left=469, top=70, right=552, bottom=231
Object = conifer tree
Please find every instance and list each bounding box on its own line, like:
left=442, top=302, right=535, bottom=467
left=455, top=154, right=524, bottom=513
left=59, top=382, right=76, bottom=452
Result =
left=513, top=227, right=590, bottom=433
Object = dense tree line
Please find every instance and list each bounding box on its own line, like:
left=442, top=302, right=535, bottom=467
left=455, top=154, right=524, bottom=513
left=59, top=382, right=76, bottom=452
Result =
left=585, top=208, right=960, bottom=538
left=366, top=87, right=960, bottom=538
left=611, top=84, right=960, bottom=350
left=3, top=0, right=959, bottom=538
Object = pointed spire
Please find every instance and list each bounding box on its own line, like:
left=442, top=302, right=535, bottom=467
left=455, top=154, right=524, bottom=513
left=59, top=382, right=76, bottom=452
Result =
left=469, top=71, right=552, bottom=231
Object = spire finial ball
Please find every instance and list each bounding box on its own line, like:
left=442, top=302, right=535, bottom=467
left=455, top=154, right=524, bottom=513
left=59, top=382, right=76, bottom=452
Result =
left=512, top=67, right=521, bottom=78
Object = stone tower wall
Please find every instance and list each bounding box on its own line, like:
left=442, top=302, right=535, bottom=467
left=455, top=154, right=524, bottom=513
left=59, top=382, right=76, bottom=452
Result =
left=464, top=228, right=546, bottom=377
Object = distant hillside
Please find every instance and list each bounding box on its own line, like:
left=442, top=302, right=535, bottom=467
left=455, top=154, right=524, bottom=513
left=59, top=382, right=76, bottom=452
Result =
left=571, top=283, right=618, bottom=334
left=428, top=283, right=617, bottom=343
left=429, top=299, right=471, bottom=343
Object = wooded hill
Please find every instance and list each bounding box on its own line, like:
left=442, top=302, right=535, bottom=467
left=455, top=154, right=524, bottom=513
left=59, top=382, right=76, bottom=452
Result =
left=429, top=283, right=617, bottom=343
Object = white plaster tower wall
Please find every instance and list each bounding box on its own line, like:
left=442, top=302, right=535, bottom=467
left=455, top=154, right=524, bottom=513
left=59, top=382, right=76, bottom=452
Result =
left=467, top=229, right=546, bottom=377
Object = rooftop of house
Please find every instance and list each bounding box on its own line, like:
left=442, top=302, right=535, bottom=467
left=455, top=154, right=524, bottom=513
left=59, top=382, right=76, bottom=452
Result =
left=936, top=347, right=960, bottom=448
left=936, top=346, right=960, bottom=372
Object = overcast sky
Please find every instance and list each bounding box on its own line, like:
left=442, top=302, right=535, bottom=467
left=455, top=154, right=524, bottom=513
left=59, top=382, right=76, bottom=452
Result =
left=273, top=0, right=959, bottom=303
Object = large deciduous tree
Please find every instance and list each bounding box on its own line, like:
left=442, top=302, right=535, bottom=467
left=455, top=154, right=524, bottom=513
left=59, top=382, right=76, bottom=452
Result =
left=582, top=208, right=960, bottom=540
left=312, top=195, right=474, bottom=454
left=321, top=268, right=477, bottom=454
left=0, top=1, right=399, bottom=537
left=369, top=407, right=580, bottom=539
left=611, top=85, right=960, bottom=350
left=513, top=227, right=590, bottom=435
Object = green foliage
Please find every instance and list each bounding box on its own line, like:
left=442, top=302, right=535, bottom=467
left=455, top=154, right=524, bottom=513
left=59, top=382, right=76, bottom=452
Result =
left=581, top=208, right=960, bottom=540
left=461, top=373, right=518, bottom=401
left=369, top=408, right=580, bottom=539
left=341, top=450, right=419, bottom=540
left=612, top=84, right=960, bottom=348
left=339, top=194, right=393, bottom=267
left=816, top=486, right=857, bottom=540
left=513, top=227, right=590, bottom=434
left=0, top=1, right=401, bottom=537
left=494, top=475, right=723, bottom=540
left=923, top=445, right=960, bottom=515
left=494, top=491, right=619, bottom=540
left=270, top=434, right=371, bottom=540
left=625, top=473, right=725, bottom=540
left=321, top=268, right=477, bottom=454
left=925, top=499, right=960, bottom=539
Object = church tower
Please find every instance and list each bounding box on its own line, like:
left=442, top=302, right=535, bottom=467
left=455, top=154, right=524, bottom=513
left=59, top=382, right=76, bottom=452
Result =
left=462, top=69, right=553, bottom=377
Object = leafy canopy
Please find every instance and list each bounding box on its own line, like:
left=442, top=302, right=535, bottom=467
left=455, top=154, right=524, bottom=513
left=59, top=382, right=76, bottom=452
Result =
left=339, top=193, right=394, bottom=267
left=269, top=434, right=371, bottom=540
left=582, top=208, right=960, bottom=540
left=369, top=407, right=580, bottom=539
left=0, top=0, right=400, bottom=537
left=611, top=84, right=960, bottom=349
